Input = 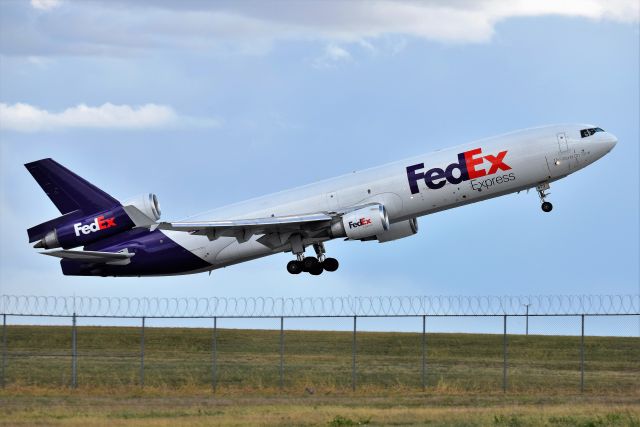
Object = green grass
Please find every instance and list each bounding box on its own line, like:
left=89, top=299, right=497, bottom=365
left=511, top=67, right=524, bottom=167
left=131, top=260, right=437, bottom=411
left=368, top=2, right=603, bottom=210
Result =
left=1, top=324, right=638, bottom=394
left=1, top=325, right=638, bottom=425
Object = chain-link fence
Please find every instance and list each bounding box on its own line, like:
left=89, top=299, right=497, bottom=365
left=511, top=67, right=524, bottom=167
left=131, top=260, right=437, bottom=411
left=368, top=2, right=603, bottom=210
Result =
left=1, top=295, right=638, bottom=393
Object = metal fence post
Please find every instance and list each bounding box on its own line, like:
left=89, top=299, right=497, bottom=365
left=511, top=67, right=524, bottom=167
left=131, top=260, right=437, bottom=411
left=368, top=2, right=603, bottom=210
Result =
left=279, top=317, right=284, bottom=390
left=212, top=317, right=217, bottom=392
left=580, top=314, right=585, bottom=393
left=525, top=304, right=530, bottom=336
left=352, top=315, right=357, bottom=392
left=140, top=316, right=145, bottom=388
left=71, top=313, right=77, bottom=388
left=421, top=315, right=426, bottom=391
left=1, top=314, right=6, bottom=389
left=503, top=314, right=507, bottom=393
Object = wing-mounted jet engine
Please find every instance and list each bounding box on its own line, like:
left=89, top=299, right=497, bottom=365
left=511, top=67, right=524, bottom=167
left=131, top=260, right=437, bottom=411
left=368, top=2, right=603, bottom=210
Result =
left=330, top=204, right=390, bottom=240
left=370, top=218, right=419, bottom=243
left=328, top=206, right=419, bottom=243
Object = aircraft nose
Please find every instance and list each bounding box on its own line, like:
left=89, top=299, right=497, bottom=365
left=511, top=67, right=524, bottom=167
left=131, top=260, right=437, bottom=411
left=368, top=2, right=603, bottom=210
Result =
left=604, top=132, right=618, bottom=151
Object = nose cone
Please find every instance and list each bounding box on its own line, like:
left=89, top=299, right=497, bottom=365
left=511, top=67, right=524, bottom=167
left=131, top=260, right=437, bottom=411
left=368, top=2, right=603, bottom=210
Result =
left=604, top=132, right=618, bottom=151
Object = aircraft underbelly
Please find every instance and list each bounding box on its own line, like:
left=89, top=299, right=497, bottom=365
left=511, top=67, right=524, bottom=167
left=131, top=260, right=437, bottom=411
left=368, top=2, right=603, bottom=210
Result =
left=214, top=236, right=276, bottom=266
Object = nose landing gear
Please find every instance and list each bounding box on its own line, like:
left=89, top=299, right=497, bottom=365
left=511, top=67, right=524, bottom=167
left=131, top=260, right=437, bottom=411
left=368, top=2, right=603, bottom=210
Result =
left=537, top=183, right=553, bottom=212
left=286, top=241, right=339, bottom=275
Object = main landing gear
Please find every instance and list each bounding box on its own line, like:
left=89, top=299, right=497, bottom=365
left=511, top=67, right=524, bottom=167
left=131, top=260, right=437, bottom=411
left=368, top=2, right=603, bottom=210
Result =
left=286, top=242, right=339, bottom=275
left=537, top=183, right=553, bottom=213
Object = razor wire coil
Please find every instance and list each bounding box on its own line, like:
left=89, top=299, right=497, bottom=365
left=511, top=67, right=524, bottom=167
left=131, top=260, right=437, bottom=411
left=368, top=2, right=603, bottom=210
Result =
left=0, top=294, right=638, bottom=317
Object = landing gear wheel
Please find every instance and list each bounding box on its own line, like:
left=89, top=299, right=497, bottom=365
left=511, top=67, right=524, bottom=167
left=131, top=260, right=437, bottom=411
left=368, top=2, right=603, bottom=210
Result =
left=309, top=263, right=324, bottom=275
left=322, top=257, right=339, bottom=272
left=536, top=183, right=553, bottom=213
left=302, top=256, right=319, bottom=272
left=286, top=260, right=303, bottom=274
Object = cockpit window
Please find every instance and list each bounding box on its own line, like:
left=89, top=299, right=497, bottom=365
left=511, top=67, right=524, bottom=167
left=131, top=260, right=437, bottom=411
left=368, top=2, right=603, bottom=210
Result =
left=581, top=127, right=605, bottom=138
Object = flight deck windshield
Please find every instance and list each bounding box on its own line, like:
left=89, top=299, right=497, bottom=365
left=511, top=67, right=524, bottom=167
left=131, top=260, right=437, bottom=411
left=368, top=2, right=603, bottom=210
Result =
left=580, top=127, right=605, bottom=138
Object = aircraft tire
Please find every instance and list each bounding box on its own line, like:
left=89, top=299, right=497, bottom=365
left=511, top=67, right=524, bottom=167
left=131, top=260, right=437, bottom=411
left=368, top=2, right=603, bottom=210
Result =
left=309, top=264, right=323, bottom=275
left=287, top=260, right=303, bottom=274
left=541, top=202, right=553, bottom=212
left=322, top=257, right=339, bottom=272
left=302, top=256, right=319, bottom=272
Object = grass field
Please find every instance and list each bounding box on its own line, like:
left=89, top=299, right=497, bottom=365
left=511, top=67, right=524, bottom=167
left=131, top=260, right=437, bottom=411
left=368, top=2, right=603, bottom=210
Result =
left=1, top=324, right=638, bottom=425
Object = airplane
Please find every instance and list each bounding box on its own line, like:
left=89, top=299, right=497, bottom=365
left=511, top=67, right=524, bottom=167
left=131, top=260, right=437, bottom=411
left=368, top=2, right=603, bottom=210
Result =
left=25, top=124, right=617, bottom=277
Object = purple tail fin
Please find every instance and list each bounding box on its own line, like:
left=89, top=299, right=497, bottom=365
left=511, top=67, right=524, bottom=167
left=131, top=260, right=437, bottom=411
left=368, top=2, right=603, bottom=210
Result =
left=25, top=158, right=120, bottom=215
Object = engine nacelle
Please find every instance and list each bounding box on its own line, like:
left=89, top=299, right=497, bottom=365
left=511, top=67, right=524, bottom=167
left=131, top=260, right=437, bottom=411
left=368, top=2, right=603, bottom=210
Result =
left=331, top=204, right=389, bottom=240
left=123, top=193, right=161, bottom=221
left=376, top=218, right=418, bottom=243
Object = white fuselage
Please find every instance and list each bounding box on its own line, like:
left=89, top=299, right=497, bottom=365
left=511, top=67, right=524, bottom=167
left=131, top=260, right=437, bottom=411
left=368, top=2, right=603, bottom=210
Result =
left=163, top=124, right=617, bottom=273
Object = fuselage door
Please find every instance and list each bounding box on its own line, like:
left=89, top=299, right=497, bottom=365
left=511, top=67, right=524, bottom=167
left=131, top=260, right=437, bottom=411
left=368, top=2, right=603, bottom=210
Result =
left=557, top=132, right=569, bottom=152
left=547, top=132, right=572, bottom=177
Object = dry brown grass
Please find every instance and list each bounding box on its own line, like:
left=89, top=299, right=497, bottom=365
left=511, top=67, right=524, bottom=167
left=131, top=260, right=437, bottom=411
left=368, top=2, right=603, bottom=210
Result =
left=1, top=392, right=639, bottom=426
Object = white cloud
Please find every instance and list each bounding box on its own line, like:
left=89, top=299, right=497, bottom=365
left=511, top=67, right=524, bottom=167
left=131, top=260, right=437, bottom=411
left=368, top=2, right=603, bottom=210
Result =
left=26, top=56, right=52, bottom=68
left=30, top=0, right=61, bottom=11
left=0, top=102, right=221, bottom=132
left=313, top=44, right=353, bottom=68
left=4, top=0, right=638, bottom=57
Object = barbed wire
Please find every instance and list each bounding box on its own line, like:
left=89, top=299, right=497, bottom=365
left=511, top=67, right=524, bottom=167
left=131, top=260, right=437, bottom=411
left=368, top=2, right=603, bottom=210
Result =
left=0, top=294, right=638, bottom=317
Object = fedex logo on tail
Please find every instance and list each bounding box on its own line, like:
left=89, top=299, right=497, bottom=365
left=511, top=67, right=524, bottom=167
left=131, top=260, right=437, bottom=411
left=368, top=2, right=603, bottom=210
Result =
left=73, top=216, right=117, bottom=236
left=406, top=148, right=512, bottom=194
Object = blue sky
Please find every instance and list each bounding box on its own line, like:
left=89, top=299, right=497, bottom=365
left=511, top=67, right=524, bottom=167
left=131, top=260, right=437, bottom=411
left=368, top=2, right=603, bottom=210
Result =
left=0, top=1, right=638, bottom=328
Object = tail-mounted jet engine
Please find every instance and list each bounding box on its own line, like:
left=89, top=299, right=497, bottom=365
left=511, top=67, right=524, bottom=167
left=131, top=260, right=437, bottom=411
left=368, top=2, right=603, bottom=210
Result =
left=330, top=204, right=390, bottom=240
left=33, top=193, right=161, bottom=249
left=122, top=193, right=161, bottom=222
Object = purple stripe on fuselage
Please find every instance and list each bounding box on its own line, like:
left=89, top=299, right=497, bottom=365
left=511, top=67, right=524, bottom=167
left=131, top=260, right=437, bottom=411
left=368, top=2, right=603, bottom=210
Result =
left=61, top=229, right=210, bottom=276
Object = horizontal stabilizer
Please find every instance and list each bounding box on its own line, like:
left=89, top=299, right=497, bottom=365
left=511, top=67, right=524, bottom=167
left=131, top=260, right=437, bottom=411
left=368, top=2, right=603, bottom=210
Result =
left=41, top=249, right=134, bottom=265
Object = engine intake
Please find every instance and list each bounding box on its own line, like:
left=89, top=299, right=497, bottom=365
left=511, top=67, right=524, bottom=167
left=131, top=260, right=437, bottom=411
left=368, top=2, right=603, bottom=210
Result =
left=123, top=193, right=161, bottom=221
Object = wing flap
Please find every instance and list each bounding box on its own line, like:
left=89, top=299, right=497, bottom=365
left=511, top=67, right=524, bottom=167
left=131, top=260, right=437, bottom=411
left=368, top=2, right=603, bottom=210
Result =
left=157, top=212, right=333, bottom=239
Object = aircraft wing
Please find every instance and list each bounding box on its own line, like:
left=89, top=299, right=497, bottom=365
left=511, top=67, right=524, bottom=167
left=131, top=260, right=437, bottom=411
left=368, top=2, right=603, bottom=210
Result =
left=156, top=212, right=334, bottom=242
left=41, top=249, right=134, bottom=264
